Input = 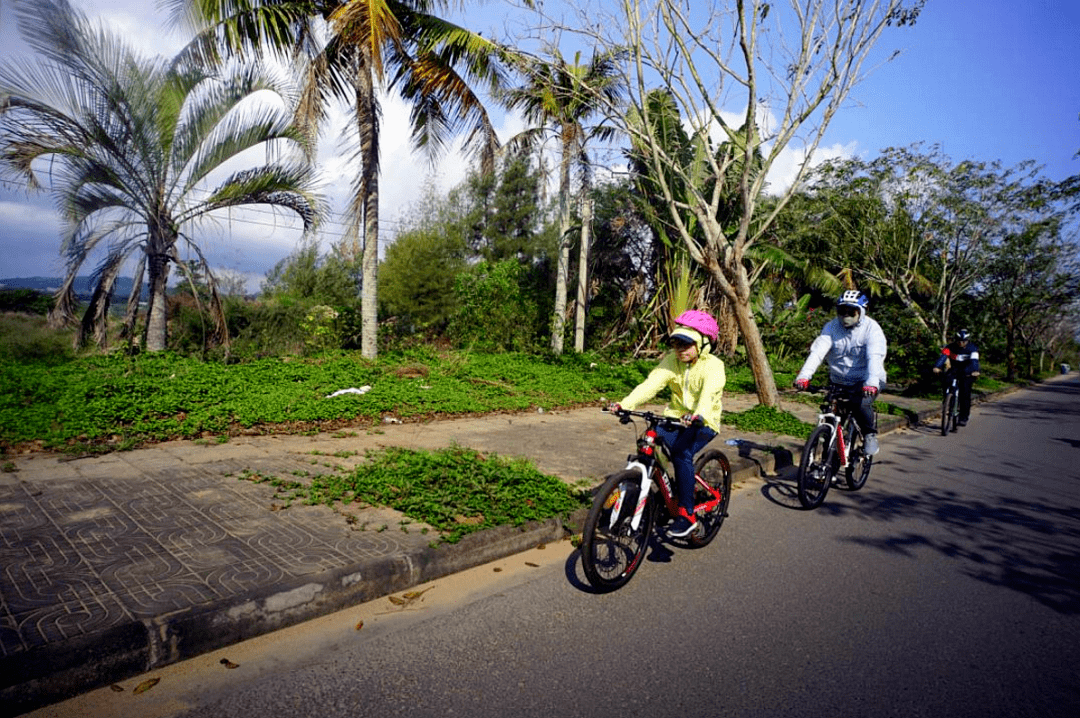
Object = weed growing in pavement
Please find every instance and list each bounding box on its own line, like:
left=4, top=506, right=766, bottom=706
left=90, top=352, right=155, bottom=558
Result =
left=239, top=446, right=590, bottom=544
left=723, top=405, right=814, bottom=439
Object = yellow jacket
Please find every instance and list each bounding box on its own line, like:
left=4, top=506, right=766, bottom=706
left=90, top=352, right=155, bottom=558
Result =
left=619, top=352, right=726, bottom=431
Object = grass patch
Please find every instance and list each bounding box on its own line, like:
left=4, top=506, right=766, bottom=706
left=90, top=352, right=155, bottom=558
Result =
left=723, top=404, right=814, bottom=440
left=241, top=446, right=590, bottom=544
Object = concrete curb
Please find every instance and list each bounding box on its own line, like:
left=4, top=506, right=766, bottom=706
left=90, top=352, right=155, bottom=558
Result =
left=1, top=515, right=574, bottom=714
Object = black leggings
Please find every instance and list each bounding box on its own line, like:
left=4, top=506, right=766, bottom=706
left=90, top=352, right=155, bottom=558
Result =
left=832, top=383, right=877, bottom=436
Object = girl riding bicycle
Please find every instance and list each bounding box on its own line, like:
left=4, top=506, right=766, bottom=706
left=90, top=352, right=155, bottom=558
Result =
left=608, top=310, right=726, bottom=538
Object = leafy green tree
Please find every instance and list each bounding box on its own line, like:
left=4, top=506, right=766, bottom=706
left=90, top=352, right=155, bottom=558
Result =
left=464, top=147, right=550, bottom=263
left=172, top=0, right=509, bottom=360
left=447, top=259, right=545, bottom=352
left=549, top=0, right=925, bottom=406
left=979, top=218, right=1079, bottom=380
left=262, top=238, right=358, bottom=306
left=799, top=145, right=1062, bottom=345
left=379, top=183, right=469, bottom=330
left=504, top=48, right=625, bottom=354
left=0, top=0, right=322, bottom=352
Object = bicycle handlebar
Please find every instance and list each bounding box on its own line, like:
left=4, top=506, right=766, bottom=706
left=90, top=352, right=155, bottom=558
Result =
left=601, top=407, right=699, bottom=429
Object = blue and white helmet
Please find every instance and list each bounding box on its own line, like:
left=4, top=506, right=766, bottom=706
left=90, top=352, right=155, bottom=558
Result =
left=836, top=290, right=868, bottom=329
left=836, top=290, right=869, bottom=310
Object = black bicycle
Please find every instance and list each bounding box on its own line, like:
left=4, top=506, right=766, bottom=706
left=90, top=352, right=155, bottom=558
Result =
left=940, top=370, right=960, bottom=436
left=580, top=409, right=732, bottom=592
left=795, top=385, right=873, bottom=509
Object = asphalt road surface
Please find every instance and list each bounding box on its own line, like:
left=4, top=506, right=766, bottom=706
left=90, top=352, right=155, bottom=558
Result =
left=32, top=377, right=1080, bottom=718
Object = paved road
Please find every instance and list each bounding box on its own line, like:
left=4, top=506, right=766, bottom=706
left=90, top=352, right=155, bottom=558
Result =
left=31, top=377, right=1080, bottom=718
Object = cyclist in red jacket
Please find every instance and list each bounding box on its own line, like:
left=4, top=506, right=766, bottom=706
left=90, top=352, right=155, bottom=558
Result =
left=933, top=329, right=981, bottom=427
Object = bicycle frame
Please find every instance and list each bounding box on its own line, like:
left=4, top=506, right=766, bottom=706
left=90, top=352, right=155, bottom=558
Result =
left=608, top=411, right=723, bottom=531
left=814, top=388, right=859, bottom=469
left=581, top=409, right=733, bottom=591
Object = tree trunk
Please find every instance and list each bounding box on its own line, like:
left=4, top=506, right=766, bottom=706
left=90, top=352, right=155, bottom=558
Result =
left=732, top=294, right=780, bottom=407
left=574, top=196, right=592, bottom=352
left=356, top=59, right=380, bottom=360
left=551, top=137, right=573, bottom=355
left=144, top=249, right=170, bottom=352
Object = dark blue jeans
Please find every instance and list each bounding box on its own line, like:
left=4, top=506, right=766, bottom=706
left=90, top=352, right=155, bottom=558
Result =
left=654, top=423, right=717, bottom=515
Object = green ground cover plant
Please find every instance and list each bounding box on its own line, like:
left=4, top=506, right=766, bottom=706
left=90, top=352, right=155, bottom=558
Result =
left=240, top=446, right=590, bottom=544
left=0, top=348, right=679, bottom=452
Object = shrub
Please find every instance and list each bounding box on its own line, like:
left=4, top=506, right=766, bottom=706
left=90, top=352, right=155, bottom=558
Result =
left=448, top=260, right=545, bottom=352
left=0, top=313, right=75, bottom=363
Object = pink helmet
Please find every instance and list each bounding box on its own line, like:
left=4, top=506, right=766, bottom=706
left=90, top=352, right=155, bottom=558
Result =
left=673, top=309, right=719, bottom=345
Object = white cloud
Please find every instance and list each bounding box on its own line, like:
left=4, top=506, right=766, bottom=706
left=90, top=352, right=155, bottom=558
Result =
left=764, top=140, right=860, bottom=196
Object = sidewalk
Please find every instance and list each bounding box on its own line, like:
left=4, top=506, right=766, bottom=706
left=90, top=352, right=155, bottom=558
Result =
left=0, top=389, right=942, bottom=715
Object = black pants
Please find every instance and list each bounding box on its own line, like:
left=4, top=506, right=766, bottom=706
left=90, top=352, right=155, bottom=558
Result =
left=833, top=383, right=877, bottom=436
left=957, top=373, right=974, bottom=421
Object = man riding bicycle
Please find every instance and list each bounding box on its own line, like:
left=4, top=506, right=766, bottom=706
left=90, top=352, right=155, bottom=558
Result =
left=794, top=291, right=888, bottom=456
left=932, top=329, right=981, bottom=427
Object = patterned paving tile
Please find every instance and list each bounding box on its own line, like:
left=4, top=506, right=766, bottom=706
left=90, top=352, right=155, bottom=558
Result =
left=5, top=590, right=133, bottom=655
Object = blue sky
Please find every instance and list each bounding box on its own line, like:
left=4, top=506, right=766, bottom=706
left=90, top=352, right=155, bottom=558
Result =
left=0, top=0, right=1077, bottom=289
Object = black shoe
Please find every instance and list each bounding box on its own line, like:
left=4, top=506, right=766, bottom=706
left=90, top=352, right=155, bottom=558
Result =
left=667, top=515, right=699, bottom=538
left=957, top=419, right=967, bottom=427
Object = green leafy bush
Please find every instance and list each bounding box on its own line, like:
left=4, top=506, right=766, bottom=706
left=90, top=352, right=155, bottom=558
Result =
left=448, top=260, right=545, bottom=352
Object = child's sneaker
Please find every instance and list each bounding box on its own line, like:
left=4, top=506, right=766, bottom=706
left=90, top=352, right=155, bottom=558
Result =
left=667, top=515, right=699, bottom=538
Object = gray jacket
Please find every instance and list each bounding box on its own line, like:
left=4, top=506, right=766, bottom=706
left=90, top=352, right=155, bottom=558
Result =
left=796, top=308, right=888, bottom=389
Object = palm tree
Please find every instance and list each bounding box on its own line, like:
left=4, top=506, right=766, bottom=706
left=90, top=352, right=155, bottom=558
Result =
left=504, top=48, right=625, bottom=354
left=171, top=0, right=508, bottom=359
left=0, top=0, right=323, bottom=352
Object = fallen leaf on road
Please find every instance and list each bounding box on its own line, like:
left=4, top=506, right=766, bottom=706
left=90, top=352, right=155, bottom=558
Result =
left=219, top=658, right=239, bottom=669
left=109, top=684, right=124, bottom=693
left=133, top=678, right=160, bottom=695
left=355, top=620, right=364, bottom=630
left=525, top=562, right=539, bottom=568
left=402, top=587, right=434, bottom=601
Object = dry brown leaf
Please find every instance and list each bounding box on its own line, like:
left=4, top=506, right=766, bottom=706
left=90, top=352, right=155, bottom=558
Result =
left=133, top=677, right=160, bottom=695
left=525, top=562, right=540, bottom=568
left=355, top=620, right=364, bottom=631
left=109, top=684, right=124, bottom=693
left=493, top=567, right=503, bottom=572
left=387, top=595, right=407, bottom=606
left=401, top=586, right=434, bottom=601
left=219, top=658, right=239, bottom=669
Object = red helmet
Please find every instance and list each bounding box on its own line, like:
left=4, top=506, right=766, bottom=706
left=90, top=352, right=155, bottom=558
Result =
left=673, top=310, right=719, bottom=345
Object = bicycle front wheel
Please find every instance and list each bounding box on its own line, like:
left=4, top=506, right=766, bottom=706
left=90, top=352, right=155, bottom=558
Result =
left=940, top=390, right=951, bottom=436
left=581, top=471, right=655, bottom=592
left=845, top=421, right=872, bottom=491
left=686, top=449, right=732, bottom=548
left=798, top=425, right=835, bottom=509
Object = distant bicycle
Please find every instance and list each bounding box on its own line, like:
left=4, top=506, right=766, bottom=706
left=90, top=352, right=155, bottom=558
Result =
left=794, top=385, right=873, bottom=510
left=580, top=408, right=732, bottom=592
left=940, top=370, right=960, bottom=436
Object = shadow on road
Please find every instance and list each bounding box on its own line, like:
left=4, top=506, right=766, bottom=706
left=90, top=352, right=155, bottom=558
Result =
left=826, top=484, right=1080, bottom=615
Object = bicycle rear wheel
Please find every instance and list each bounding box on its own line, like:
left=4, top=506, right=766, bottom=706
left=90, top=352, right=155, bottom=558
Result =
left=798, top=425, right=835, bottom=509
left=581, top=470, right=655, bottom=592
left=686, top=449, right=732, bottom=548
left=845, top=421, right=872, bottom=491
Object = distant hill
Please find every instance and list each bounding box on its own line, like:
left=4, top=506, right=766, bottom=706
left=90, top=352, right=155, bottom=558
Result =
left=0, top=276, right=143, bottom=301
